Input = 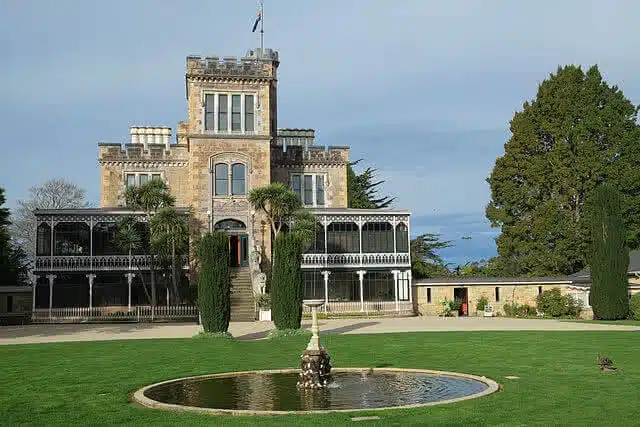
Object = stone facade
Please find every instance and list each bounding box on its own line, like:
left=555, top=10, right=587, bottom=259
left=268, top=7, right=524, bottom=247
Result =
left=98, top=48, right=350, bottom=270
left=414, top=280, right=575, bottom=316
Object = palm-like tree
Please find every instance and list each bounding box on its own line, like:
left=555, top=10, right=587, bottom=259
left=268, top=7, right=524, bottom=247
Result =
left=248, top=183, right=319, bottom=264
left=113, top=215, right=151, bottom=302
left=121, top=179, right=176, bottom=306
left=150, top=207, right=189, bottom=301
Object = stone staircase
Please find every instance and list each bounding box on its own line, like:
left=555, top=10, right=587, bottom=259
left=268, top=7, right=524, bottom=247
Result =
left=230, top=267, right=256, bottom=322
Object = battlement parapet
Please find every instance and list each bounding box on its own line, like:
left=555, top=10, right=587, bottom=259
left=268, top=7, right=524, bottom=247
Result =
left=271, top=145, right=349, bottom=167
left=186, top=48, right=279, bottom=80
left=98, top=142, right=188, bottom=165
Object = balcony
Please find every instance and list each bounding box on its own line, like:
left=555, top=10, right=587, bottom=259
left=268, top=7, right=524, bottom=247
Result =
left=302, top=252, right=410, bottom=269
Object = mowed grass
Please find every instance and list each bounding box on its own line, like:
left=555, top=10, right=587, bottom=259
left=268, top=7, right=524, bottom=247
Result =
left=2, top=331, right=640, bottom=426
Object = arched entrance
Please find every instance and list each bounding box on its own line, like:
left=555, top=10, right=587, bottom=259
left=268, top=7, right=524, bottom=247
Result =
left=214, top=219, right=248, bottom=267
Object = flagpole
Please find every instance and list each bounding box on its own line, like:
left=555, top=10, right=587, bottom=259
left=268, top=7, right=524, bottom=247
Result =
left=260, top=0, right=264, bottom=53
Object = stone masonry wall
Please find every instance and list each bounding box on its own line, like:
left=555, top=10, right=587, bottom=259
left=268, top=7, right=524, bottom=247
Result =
left=415, top=284, right=569, bottom=316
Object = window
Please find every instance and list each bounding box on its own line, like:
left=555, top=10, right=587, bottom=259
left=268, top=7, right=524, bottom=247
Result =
left=538, top=286, right=543, bottom=295
left=495, top=287, right=500, bottom=302
left=218, top=94, right=228, bottom=131
left=362, top=222, right=394, bottom=253
left=327, top=222, right=359, bottom=253
left=396, top=223, right=409, bottom=252
left=124, top=173, right=163, bottom=187
left=231, top=163, right=246, bottom=195
left=304, top=225, right=325, bottom=253
left=291, top=175, right=301, bottom=200
left=204, top=94, right=215, bottom=130
left=205, top=93, right=256, bottom=133
left=316, top=175, right=325, bottom=206
left=291, top=173, right=326, bottom=207
left=231, top=95, right=242, bottom=131
left=36, top=223, right=51, bottom=256
left=427, top=288, right=432, bottom=303
left=245, top=95, right=254, bottom=132
left=215, top=163, right=229, bottom=196
left=303, top=175, right=313, bottom=205
left=6, top=296, right=12, bottom=313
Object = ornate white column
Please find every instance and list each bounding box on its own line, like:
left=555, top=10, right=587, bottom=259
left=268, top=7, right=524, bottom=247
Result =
left=125, top=273, right=135, bottom=309
left=321, top=270, right=330, bottom=311
left=392, top=270, right=400, bottom=312
left=357, top=270, right=366, bottom=312
left=31, top=274, right=38, bottom=312
left=407, top=269, right=413, bottom=304
left=46, top=274, right=56, bottom=316
left=86, top=274, right=96, bottom=310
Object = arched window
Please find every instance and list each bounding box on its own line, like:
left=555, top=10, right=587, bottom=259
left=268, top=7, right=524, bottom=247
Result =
left=396, top=223, right=409, bottom=253
left=231, top=163, right=246, bottom=195
left=214, top=219, right=247, bottom=232
left=214, top=163, right=228, bottom=196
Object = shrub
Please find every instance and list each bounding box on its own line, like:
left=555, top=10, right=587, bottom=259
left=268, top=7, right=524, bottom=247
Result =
left=503, top=302, right=536, bottom=317
left=192, top=331, right=234, bottom=340
left=197, top=232, right=231, bottom=333
left=271, top=232, right=304, bottom=330
left=476, top=296, right=489, bottom=312
left=588, top=184, right=629, bottom=320
left=255, top=293, right=271, bottom=310
left=630, top=293, right=640, bottom=320
left=536, top=287, right=583, bottom=318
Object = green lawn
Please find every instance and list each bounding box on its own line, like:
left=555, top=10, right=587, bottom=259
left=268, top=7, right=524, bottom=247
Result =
left=2, top=331, right=640, bottom=426
left=564, top=319, right=640, bottom=326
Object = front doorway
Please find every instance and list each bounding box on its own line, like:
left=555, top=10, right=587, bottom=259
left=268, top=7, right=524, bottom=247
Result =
left=214, top=219, right=249, bottom=268
left=453, top=287, right=469, bottom=316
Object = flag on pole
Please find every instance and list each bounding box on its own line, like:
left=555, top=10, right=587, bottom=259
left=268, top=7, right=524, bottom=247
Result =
left=252, top=8, right=262, bottom=32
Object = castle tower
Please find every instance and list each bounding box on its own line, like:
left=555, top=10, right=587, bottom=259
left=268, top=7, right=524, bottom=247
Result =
left=181, top=48, right=280, bottom=267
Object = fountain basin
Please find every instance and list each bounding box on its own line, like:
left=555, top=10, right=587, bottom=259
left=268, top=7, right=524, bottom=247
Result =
left=132, top=368, right=499, bottom=415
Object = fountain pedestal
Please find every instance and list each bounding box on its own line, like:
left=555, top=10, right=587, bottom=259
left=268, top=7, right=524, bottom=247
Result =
left=297, top=299, right=332, bottom=389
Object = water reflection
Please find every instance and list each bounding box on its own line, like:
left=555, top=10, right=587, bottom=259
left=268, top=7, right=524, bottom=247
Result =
left=144, top=371, right=488, bottom=411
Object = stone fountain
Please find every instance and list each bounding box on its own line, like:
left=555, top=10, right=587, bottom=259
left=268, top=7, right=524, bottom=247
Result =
left=297, top=299, right=332, bottom=389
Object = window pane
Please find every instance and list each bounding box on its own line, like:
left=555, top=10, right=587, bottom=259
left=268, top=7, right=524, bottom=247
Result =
left=231, top=95, right=241, bottom=131
left=151, top=174, right=161, bottom=181
left=205, top=94, right=215, bottom=130
left=303, top=175, right=313, bottom=205
left=218, top=94, right=228, bottom=131
left=139, top=174, right=149, bottom=185
left=291, top=175, right=301, bottom=200
left=231, top=163, right=246, bottom=195
left=316, top=175, right=325, bottom=206
left=126, top=174, right=136, bottom=186
left=215, top=163, right=229, bottom=196
left=396, top=223, right=409, bottom=252
left=245, top=95, right=254, bottom=132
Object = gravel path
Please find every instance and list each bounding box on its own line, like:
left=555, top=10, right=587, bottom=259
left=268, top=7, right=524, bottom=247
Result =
left=0, top=317, right=636, bottom=345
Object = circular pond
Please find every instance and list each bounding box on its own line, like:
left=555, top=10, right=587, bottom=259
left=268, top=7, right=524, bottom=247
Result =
left=133, top=368, right=499, bottom=415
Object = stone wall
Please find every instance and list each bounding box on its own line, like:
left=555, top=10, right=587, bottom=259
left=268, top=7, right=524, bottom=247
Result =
left=98, top=144, right=190, bottom=207
left=414, top=283, right=570, bottom=316
left=271, top=146, right=349, bottom=208
left=187, top=137, right=272, bottom=263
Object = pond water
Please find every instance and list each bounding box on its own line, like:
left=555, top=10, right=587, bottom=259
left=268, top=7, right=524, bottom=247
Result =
left=143, top=369, right=490, bottom=412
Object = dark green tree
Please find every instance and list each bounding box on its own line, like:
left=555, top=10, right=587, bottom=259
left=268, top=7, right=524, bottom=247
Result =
left=486, top=65, right=640, bottom=276
left=0, top=187, right=30, bottom=286
left=271, top=232, right=303, bottom=329
left=197, top=232, right=231, bottom=332
left=347, top=160, right=395, bottom=209
left=588, top=184, right=629, bottom=320
left=410, top=233, right=453, bottom=279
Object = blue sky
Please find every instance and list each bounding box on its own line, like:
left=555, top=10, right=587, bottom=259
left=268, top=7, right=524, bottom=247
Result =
left=1, top=0, right=639, bottom=266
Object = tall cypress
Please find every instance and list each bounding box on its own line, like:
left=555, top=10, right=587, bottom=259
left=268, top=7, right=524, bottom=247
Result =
left=588, top=184, right=629, bottom=320
left=271, top=232, right=303, bottom=329
left=197, top=232, right=231, bottom=332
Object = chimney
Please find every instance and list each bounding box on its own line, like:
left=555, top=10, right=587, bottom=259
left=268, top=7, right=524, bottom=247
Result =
left=130, top=126, right=139, bottom=145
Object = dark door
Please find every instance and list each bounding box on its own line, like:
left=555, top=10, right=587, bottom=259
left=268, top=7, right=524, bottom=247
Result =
left=453, top=287, right=469, bottom=316
left=228, top=234, right=249, bottom=267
